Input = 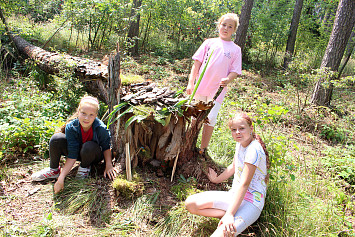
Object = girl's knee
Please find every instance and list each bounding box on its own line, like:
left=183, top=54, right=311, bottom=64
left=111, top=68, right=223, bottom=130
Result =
left=185, top=196, right=198, bottom=214
left=49, top=132, right=66, bottom=144
left=81, top=141, right=100, bottom=153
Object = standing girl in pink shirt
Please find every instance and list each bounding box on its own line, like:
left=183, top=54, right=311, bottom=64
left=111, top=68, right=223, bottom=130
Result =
left=186, top=13, right=242, bottom=154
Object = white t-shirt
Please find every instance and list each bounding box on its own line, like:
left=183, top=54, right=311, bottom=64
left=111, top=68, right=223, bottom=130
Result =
left=231, top=140, right=267, bottom=210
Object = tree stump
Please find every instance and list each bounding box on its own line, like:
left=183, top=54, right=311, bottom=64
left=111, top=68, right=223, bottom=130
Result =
left=10, top=33, right=213, bottom=178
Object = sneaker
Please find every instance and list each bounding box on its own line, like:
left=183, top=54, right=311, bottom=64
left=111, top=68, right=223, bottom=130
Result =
left=31, top=167, right=60, bottom=181
left=75, top=166, right=91, bottom=179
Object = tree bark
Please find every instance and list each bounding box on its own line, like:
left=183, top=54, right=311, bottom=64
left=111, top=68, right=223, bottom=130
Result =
left=127, top=0, right=142, bottom=57
left=338, top=28, right=355, bottom=78
left=234, top=0, right=254, bottom=54
left=311, top=0, right=355, bottom=106
left=283, top=0, right=304, bottom=69
left=108, top=48, right=121, bottom=158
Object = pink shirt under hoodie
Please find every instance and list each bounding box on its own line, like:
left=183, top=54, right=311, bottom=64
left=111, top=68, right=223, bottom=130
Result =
left=192, top=37, right=242, bottom=103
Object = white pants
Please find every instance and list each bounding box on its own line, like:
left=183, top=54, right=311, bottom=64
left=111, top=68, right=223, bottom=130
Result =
left=194, top=95, right=222, bottom=127
left=193, top=191, right=262, bottom=236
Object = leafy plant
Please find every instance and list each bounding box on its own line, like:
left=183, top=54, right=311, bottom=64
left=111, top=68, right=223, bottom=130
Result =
left=320, top=124, right=347, bottom=143
left=171, top=175, right=199, bottom=201
left=106, top=96, right=188, bottom=130
left=32, top=213, right=55, bottom=237
left=0, top=77, right=66, bottom=159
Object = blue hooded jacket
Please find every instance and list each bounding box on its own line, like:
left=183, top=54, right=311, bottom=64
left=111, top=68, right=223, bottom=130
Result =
left=65, top=118, right=111, bottom=160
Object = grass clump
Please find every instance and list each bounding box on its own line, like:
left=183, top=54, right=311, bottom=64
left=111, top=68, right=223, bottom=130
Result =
left=153, top=202, right=218, bottom=237
left=112, top=175, right=144, bottom=199
left=54, top=178, right=111, bottom=226
left=171, top=175, right=199, bottom=201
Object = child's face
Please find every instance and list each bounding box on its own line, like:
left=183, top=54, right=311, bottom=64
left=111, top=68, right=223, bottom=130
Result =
left=229, top=118, right=253, bottom=147
left=218, top=17, right=236, bottom=41
left=78, top=103, right=97, bottom=131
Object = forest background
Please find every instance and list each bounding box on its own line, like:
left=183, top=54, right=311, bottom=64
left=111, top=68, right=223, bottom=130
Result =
left=0, top=0, right=354, bottom=236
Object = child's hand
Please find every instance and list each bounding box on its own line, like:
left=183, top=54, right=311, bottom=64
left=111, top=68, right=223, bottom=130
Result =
left=104, top=164, right=118, bottom=180
left=220, top=77, right=232, bottom=87
left=186, top=84, right=194, bottom=95
left=54, top=180, right=64, bottom=194
left=207, top=168, right=219, bottom=183
left=218, top=213, right=237, bottom=236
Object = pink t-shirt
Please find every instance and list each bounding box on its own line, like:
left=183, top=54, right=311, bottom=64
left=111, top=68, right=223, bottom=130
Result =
left=192, top=38, right=242, bottom=103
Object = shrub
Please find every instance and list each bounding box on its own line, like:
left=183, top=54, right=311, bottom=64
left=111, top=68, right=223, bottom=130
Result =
left=0, top=75, right=67, bottom=160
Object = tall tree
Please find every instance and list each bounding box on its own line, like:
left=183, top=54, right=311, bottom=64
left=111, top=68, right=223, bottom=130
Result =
left=234, top=0, right=254, bottom=54
left=283, top=0, right=304, bottom=69
left=127, top=0, right=142, bottom=57
left=337, top=27, right=355, bottom=78
left=311, top=0, right=355, bottom=106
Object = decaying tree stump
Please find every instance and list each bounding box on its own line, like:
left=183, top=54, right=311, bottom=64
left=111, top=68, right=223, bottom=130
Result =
left=10, top=33, right=213, bottom=178
left=107, top=47, right=121, bottom=158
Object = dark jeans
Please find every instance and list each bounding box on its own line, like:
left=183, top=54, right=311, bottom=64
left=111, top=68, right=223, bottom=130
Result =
left=49, top=133, right=102, bottom=169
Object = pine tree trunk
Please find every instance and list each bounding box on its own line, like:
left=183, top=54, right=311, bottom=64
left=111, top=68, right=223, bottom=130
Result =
left=234, top=0, right=254, bottom=54
left=127, top=0, right=142, bottom=57
left=338, top=28, right=355, bottom=78
left=283, top=0, right=304, bottom=69
left=311, top=0, right=355, bottom=106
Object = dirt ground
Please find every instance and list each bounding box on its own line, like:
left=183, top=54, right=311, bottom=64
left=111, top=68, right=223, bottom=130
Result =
left=0, top=152, right=234, bottom=236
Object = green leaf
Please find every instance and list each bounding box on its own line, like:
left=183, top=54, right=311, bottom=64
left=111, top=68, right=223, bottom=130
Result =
left=174, top=99, right=188, bottom=108
left=125, top=115, right=145, bottom=130
left=107, top=105, right=132, bottom=128
left=188, top=49, right=214, bottom=105
left=290, top=174, right=296, bottom=181
left=46, top=213, right=53, bottom=220
left=106, top=102, right=128, bottom=126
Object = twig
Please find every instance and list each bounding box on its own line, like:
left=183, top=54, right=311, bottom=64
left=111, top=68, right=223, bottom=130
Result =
left=170, top=149, right=180, bottom=182
left=125, top=142, right=132, bottom=181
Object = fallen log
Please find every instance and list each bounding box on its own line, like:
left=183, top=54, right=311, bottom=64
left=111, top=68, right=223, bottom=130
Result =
left=11, top=35, right=110, bottom=103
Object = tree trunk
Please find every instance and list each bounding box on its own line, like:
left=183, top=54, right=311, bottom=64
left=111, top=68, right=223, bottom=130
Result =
left=338, top=28, right=355, bottom=78
left=283, top=0, right=304, bottom=69
left=234, top=0, right=254, bottom=54
left=311, top=0, right=355, bottom=106
left=11, top=34, right=110, bottom=103
left=108, top=48, right=121, bottom=158
left=127, top=0, right=142, bottom=57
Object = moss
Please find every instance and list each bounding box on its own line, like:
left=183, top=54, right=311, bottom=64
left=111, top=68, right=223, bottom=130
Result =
left=112, top=176, right=144, bottom=199
left=121, top=74, right=144, bottom=85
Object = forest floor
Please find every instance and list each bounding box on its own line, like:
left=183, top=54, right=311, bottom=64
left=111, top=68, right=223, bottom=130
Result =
left=1, top=54, right=354, bottom=236
left=0, top=152, right=249, bottom=236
